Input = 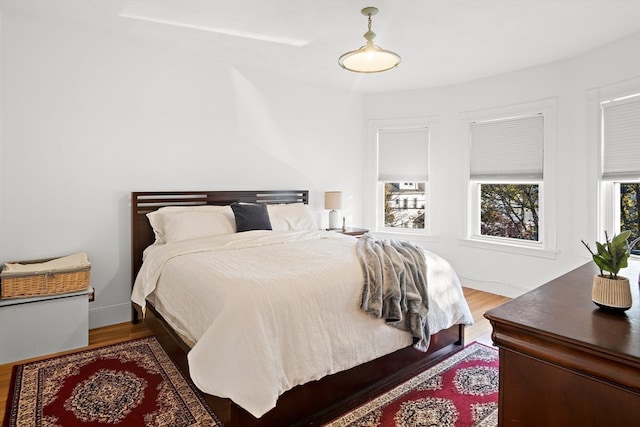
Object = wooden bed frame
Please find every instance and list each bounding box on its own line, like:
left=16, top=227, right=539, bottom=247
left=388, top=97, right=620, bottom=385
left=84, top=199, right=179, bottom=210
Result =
left=131, top=190, right=465, bottom=426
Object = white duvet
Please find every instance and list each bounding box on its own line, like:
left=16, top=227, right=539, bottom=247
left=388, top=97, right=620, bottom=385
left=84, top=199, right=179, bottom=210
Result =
left=131, top=230, right=473, bottom=418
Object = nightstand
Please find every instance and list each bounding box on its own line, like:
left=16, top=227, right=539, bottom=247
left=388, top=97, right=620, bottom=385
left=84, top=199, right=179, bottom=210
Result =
left=329, top=227, right=369, bottom=237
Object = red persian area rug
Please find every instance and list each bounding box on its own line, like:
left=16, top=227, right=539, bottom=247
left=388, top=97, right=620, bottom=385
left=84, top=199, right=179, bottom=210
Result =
left=324, top=342, right=499, bottom=427
left=3, top=337, right=220, bottom=427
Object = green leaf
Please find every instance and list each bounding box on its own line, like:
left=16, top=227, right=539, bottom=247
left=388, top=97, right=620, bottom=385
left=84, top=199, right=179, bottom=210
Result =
left=593, top=256, right=610, bottom=273
left=620, top=257, right=629, bottom=270
left=612, top=230, right=631, bottom=247
left=595, top=242, right=611, bottom=259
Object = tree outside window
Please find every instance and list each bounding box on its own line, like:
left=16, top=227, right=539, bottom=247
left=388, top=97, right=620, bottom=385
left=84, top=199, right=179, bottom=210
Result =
left=621, top=182, right=639, bottom=253
left=480, top=183, right=539, bottom=241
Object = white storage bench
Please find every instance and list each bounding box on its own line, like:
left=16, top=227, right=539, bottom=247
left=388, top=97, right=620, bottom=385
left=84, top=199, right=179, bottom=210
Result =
left=0, top=288, right=93, bottom=364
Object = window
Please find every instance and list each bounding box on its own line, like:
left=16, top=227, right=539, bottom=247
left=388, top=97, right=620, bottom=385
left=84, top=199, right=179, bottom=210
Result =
left=470, top=113, right=544, bottom=244
left=599, top=92, right=640, bottom=252
left=463, top=98, right=557, bottom=256
left=375, top=124, right=430, bottom=233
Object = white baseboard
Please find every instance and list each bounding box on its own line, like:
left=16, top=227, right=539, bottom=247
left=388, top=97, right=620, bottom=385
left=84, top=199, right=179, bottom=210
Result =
left=458, top=274, right=530, bottom=299
left=89, top=302, right=132, bottom=329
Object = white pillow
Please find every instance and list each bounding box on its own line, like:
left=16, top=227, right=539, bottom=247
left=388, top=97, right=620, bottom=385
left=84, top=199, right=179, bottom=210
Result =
left=267, top=203, right=318, bottom=231
left=147, top=205, right=235, bottom=244
left=163, top=211, right=236, bottom=243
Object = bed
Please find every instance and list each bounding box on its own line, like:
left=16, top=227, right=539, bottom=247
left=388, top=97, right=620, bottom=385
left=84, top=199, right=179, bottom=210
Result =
left=130, top=190, right=473, bottom=426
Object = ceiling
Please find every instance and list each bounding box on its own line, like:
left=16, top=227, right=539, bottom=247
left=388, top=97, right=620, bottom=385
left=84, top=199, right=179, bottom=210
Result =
left=2, top=0, right=640, bottom=93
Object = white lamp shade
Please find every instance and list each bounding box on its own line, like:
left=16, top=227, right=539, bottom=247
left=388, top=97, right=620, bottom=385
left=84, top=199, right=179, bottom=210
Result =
left=339, top=44, right=400, bottom=73
left=324, top=191, right=343, bottom=210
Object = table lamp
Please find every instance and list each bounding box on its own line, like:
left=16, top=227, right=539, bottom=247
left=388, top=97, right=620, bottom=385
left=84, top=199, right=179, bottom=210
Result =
left=324, top=191, right=342, bottom=230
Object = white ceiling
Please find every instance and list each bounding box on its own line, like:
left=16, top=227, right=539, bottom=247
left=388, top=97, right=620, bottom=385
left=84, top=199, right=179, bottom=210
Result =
left=3, top=0, right=640, bottom=93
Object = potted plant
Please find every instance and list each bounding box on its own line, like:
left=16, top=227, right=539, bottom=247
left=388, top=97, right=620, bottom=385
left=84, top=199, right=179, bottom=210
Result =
left=581, top=231, right=633, bottom=311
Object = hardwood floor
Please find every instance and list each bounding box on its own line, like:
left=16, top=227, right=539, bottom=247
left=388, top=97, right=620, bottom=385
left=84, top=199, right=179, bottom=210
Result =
left=462, top=287, right=511, bottom=346
left=0, top=287, right=509, bottom=422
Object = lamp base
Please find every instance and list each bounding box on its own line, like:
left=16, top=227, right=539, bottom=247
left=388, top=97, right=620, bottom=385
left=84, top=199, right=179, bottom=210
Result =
left=329, top=210, right=341, bottom=229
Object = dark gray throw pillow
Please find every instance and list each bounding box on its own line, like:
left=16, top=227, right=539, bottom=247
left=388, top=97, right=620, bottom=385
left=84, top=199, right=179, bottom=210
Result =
left=231, top=202, right=272, bottom=232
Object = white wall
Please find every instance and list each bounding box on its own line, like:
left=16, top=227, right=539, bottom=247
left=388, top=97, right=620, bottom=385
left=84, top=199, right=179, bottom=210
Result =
left=0, top=10, right=365, bottom=328
left=363, top=33, right=640, bottom=297
left=2, top=8, right=638, bottom=329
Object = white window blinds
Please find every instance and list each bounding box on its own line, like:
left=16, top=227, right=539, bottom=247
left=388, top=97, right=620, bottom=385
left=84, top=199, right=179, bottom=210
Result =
left=378, top=127, right=429, bottom=181
left=601, top=95, right=640, bottom=180
left=470, top=114, right=544, bottom=180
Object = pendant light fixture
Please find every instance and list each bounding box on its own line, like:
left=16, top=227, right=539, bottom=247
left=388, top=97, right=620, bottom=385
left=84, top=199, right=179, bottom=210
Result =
left=338, top=6, right=400, bottom=73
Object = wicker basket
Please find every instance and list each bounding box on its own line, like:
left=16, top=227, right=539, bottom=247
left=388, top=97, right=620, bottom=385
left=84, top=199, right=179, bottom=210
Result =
left=1, top=255, right=91, bottom=299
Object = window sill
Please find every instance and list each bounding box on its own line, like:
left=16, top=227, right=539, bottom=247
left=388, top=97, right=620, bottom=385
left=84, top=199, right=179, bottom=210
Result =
left=459, top=238, right=559, bottom=259
left=373, top=230, right=442, bottom=244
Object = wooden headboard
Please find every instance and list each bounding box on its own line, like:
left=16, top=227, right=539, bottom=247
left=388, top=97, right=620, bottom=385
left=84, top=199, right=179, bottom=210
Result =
left=130, top=190, right=309, bottom=320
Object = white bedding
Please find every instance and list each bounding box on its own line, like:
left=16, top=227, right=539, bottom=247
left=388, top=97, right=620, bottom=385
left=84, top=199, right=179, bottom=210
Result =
left=131, top=230, right=473, bottom=418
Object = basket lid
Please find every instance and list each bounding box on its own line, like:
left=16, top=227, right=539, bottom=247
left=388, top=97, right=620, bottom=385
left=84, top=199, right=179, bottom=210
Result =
left=2, top=252, right=90, bottom=275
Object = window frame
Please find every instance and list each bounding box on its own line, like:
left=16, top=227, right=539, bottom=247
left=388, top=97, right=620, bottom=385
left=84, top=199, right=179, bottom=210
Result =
left=588, top=78, right=640, bottom=249
left=366, top=117, right=437, bottom=236
left=461, top=98, right=558, bottom=258
left=470, top=180, right=544, bottom=247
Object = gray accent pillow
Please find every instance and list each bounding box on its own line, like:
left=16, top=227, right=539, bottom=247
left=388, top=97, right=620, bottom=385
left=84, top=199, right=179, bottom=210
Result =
left=231, top=202, right=273, bottom=232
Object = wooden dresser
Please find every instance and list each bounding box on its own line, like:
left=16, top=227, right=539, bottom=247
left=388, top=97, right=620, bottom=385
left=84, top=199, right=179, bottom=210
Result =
left=485, top=261, right=640, bottom=426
